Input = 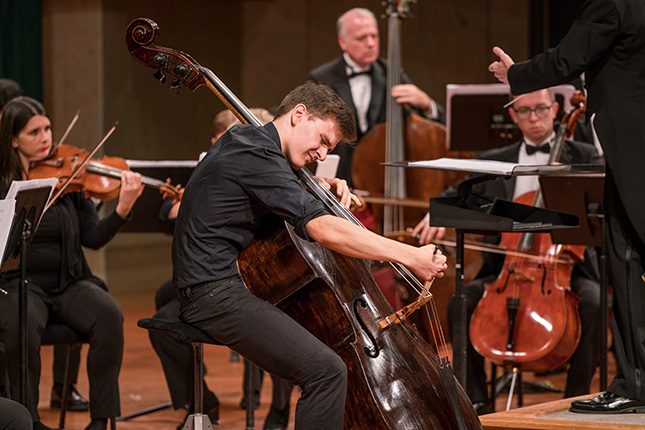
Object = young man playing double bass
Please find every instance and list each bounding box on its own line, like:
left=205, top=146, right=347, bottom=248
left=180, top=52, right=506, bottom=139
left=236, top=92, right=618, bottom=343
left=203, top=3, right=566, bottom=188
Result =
left=414, top=88, right=604, bottom=414
left=172, top=82, right=447, bottom=429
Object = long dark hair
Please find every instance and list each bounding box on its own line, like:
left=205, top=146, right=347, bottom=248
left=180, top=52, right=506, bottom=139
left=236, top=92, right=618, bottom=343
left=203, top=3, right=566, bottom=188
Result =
left=0, top=96, right=48, bottom=189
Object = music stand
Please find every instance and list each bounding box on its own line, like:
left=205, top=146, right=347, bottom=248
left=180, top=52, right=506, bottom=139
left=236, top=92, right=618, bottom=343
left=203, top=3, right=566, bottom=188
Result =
left=446, top=84, right=576, bottom=151
left=1, top=185, right=53, bottom=406
left=383, top=158, right=604, bottom=387
left=539, top=173, right=608, bottom=390
left=118, top=160, right=196, bottom=234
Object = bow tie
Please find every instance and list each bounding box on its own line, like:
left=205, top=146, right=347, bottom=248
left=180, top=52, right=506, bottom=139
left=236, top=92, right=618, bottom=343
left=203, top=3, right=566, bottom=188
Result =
left=347, top=68, right=371, bottom=79
left=525, top=142, right=551, bottom=155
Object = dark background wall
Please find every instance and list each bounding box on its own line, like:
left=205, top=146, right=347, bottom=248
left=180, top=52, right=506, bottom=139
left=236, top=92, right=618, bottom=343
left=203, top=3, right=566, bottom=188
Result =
left=4, top=0, right=582, bottom=292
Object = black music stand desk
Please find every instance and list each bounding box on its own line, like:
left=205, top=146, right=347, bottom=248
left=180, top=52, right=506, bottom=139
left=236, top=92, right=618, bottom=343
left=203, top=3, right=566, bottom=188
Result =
left=1, top=182, right=54, bottom=406
left=540, top=174, right=608, bottom=390
left=383, top=158, right=605, bottom=388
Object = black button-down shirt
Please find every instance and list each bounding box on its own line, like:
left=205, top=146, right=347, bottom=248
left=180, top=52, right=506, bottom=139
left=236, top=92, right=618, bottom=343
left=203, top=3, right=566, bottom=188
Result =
left=172, top=122, right=329, bottom=289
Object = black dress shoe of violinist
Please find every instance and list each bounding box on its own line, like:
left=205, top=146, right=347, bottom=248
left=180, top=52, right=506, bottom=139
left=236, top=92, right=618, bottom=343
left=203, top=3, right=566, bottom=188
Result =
left=569, top=391, right=645, bottom=414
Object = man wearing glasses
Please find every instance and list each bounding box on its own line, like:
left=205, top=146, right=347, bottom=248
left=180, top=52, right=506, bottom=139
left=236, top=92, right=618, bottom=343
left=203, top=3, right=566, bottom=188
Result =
left=413, top=88, right=604, bottom=414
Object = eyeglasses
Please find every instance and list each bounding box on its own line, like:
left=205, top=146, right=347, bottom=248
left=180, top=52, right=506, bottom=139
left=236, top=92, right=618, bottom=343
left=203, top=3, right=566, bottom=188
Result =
left=512, top=104, right=553, bottom=119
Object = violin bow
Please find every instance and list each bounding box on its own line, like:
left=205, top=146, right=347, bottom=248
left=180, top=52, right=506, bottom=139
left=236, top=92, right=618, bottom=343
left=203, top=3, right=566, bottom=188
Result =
left=45, top=122, right=118, bottom=211
left=56, top=110, right=80, bottom=147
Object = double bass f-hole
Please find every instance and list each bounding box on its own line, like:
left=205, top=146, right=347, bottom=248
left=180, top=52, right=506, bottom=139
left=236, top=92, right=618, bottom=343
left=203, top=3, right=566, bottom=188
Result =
left=354, top=297, right=381, bottom=358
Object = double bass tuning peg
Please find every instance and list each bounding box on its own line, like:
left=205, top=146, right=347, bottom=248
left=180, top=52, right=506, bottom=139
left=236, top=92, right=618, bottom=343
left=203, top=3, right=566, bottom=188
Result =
left=170, top=80, right=182, bottom=96
left=153, top=70, right=166, bottom=84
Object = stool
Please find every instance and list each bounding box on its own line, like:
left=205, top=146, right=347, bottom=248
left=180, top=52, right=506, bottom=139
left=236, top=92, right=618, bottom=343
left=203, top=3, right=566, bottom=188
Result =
left=137, top=318, right=257, bottom=430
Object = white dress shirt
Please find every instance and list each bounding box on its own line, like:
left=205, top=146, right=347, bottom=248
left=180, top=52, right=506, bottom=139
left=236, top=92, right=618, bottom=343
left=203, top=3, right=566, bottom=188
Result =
left=512, top=132, right=555, bottom=201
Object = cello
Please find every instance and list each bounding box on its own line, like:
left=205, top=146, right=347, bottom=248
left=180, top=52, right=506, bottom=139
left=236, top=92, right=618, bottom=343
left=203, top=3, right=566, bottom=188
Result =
left=351, top=0, right=481, bottom=338
left=125, top=17, right=481, bottom=429
left=469, top=92, right=589, bottom=374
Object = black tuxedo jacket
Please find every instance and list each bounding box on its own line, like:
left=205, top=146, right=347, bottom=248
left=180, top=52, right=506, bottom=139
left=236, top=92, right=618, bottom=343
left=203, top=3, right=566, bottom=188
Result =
left=508, top=0, right=645, bottom=242
left=307, top=56, right=445, bottom=185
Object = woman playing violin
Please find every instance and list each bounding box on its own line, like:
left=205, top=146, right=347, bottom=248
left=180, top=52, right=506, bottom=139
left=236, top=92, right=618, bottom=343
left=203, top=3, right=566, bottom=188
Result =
left=0, top=96, right=144, bottom=430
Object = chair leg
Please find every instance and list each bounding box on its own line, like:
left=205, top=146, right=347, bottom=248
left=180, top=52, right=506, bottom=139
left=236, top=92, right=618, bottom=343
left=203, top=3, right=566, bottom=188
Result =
left=59, top=343, right=79, bottom=429
left=244, top=362, right=256, bottom=430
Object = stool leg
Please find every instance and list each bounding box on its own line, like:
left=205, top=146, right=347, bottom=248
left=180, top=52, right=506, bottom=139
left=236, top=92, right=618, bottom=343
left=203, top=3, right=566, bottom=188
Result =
left=194, top=343, right=203, bottom=415
left=182, top=342, right=213, bottom=430
left=244, top=362, right=256, bottom=430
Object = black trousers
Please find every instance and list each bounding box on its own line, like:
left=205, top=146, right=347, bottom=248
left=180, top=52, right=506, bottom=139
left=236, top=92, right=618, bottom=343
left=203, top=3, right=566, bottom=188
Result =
left=148, top=280, right=219, bottom=411
left=178, top=276, right=347, bottom=430
left=447, top=269, right=601, bottom=403
left=0, top=397, right=31, bottom=430
left=605, top=168, right=645, bottom=400
left=0, top=279, right=123, bottom=422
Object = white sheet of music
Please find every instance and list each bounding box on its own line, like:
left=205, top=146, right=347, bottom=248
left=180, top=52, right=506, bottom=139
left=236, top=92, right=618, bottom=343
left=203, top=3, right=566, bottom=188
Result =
left=409, top=158, right=521, bottom=175
left=0, top=198, right=16, bottom=263
left=1, top=178, right=58, bottom=263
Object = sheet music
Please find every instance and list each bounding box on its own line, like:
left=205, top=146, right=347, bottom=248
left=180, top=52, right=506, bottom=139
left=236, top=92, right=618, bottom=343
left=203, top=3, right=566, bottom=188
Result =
left=407, top=158, right=605, bottom=176
left=126, top=159, right=199, bottom=168
left=0, top=198, right=16, bottom=263
left=315, top=154, right=340, bottom=178
left=5, top=178, right=58, bottom=201
left=409, top=158, right=519, bottom=175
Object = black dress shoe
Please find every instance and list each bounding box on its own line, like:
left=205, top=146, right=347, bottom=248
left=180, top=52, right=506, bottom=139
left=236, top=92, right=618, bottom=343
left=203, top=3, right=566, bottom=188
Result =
left=50, top=385, right=90, bottom=411
left=34, top=421, right=58, bottom=430
left=84, top=419, right=107, bottom=430
left=240, top=393, right=260, bottom=410
left=570, top=391, right=645, bottom=414
left=263, top=404, right=289, bottom=430
left=472, top=400, right=494, bottom=415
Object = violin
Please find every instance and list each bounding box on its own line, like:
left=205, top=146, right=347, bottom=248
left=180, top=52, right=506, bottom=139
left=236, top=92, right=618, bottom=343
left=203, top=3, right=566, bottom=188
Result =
left=29, top=144, right=181, bottom=202
left=125, top=17, right=481, bottom=429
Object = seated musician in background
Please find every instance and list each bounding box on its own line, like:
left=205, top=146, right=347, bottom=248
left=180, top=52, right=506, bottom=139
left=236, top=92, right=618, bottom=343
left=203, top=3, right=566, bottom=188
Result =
left=0, top=77, right=90, bottom=414
left=172, top=81, right=447, bottom=430
left=307, top=7, right=445, bottom=187
left=152, top=107, right=294, bottom=430
left=0, top=97, right=144, bottom=430
left=413, top=88, right=603, bottom=414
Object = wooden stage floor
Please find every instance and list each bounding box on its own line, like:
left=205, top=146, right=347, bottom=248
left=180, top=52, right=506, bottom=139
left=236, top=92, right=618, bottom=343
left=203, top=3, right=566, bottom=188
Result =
left=34, top=290, right=633, bottom=430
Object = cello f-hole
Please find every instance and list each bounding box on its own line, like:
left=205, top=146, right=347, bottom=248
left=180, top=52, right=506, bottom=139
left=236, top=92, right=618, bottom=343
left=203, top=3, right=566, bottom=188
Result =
left=353, top=297, right=380, bottom=358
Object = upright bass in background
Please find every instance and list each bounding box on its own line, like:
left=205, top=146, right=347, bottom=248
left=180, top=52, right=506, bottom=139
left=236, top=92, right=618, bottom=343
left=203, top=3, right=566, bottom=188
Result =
left=125, top=17, right=481, bottom=430
left=351, top=0, right=481, bottom=340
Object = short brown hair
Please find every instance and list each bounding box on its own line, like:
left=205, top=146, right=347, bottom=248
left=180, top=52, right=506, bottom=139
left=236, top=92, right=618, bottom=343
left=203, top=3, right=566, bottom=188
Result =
left=275, top=81, right=357, bottom=145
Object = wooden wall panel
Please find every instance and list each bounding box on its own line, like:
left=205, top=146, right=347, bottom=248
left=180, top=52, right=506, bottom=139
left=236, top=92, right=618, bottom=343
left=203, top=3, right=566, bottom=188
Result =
left=39, top=0, right=531, bottom=293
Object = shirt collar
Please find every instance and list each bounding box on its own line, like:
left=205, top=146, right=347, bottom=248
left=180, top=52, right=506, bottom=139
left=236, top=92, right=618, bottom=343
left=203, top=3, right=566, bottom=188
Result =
left=523, top=132, right=556, bottom=149
left=343, top=53, right=371, bottom=74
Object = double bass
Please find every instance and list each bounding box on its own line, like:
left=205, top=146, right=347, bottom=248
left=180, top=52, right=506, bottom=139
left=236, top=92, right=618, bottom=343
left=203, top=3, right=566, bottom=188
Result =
left=351, top=0, right=481, bottom=337
left=469, top=92, right=588, bottom=373
left=125, top=17, right=481, bottom=429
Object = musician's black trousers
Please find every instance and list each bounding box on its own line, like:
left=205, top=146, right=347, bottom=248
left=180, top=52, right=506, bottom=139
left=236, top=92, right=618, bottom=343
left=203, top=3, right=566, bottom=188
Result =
left=148, top=280, right=219, bottom=412
left=605, top=168, right=645, bottom=401
left=0, top=279, right=123, bottom=422
left=178, top=275, right=347, bottom=430
left=0, top=397, right=32, bottom=430
left=447, top=269, right=601, bottom=403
